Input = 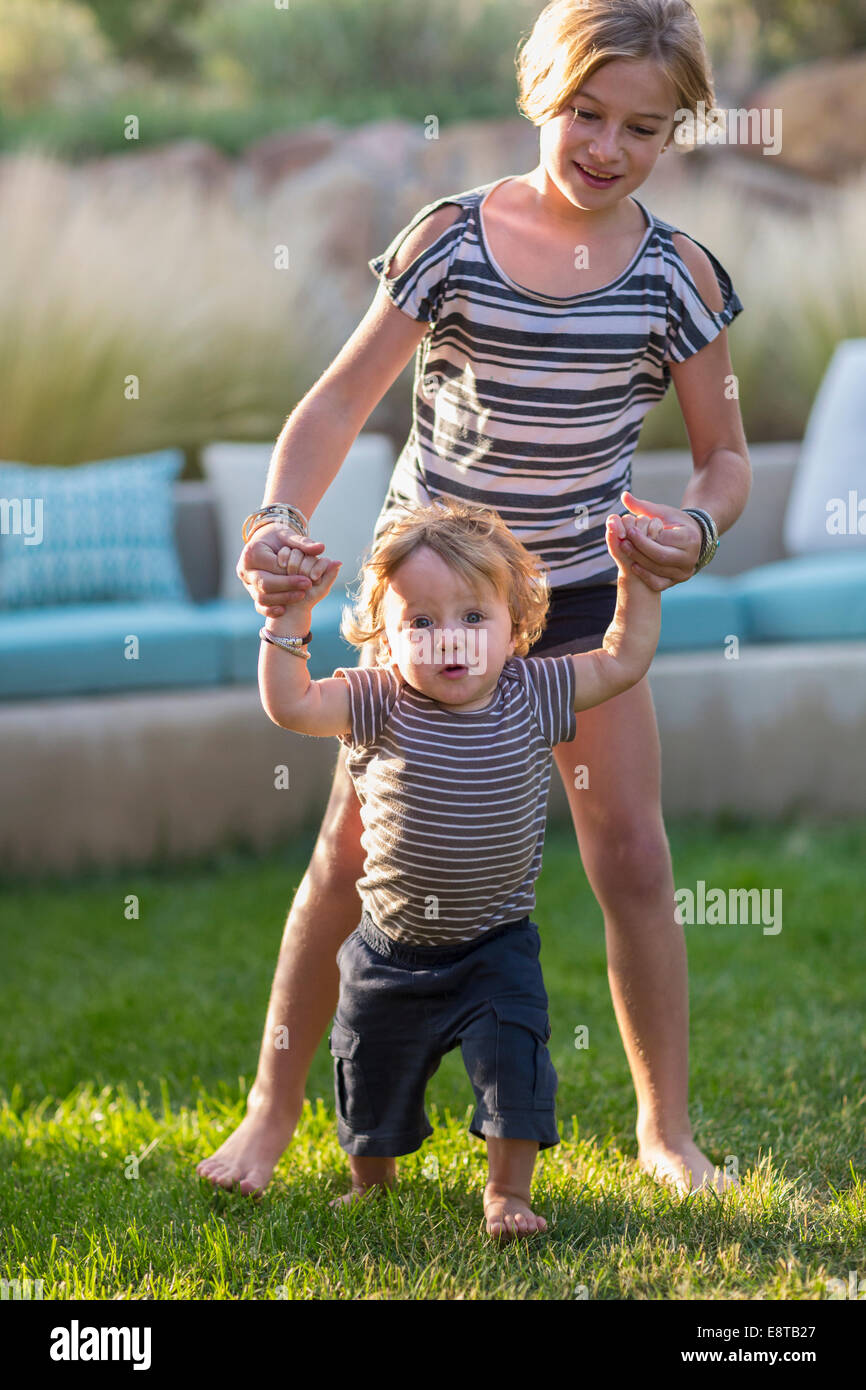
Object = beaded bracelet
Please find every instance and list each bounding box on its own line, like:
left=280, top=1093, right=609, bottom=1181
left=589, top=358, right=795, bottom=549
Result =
left=260, top=627, right=312, bottom=660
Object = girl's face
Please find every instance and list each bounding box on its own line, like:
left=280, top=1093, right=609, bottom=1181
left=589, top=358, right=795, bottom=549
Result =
left=379, top=545, right=516, bottom=712
left=538, top=57, right=678, bottom=212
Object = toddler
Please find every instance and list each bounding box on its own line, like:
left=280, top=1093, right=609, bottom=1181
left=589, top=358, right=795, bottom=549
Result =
left=258, top=497, right=661, bottom=1239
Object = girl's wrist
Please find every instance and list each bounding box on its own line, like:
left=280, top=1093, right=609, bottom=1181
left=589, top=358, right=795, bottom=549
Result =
left=243, top=504, right=309, bottom=544
left=681, top=508, right=720, bottom=571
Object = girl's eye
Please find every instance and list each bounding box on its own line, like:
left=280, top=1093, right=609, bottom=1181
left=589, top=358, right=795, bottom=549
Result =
left=409, top=616, right=431, bottom=629
left=572, top=108, right=656, bottom=137
left=465, top=612, right=484, bottom=624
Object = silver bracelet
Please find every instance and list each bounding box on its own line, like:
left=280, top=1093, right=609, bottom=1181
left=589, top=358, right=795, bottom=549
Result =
left=259, top=627, right=311, bottom=660
left=242, top=503, right=310, bottom=544
left=682, top=507, right=720, bottom=572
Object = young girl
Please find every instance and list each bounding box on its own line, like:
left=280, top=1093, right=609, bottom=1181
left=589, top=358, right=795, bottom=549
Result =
left=258, top=497, right=661, bottom=1239
left=198, top=0, right=751, bottom=1199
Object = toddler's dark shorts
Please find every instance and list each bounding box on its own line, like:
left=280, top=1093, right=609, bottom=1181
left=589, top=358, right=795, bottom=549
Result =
left=329, top=911, right=560, bottom=1157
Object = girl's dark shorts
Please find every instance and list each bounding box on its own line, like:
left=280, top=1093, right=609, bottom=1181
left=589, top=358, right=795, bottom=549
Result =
left=527, top=579, right=618, bottom=658
left=330, top=913, right=560, bottom=1157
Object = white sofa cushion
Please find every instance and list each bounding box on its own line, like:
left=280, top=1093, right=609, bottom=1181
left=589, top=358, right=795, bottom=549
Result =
left=783, top=339, right=866, bottom=555
left=201, top=434, right=394, bottom=601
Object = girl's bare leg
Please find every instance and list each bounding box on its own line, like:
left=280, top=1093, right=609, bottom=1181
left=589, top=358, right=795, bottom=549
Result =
left=196, top=741, right=365, bottom=1194
left=552, top=674, right=734, bottom=1195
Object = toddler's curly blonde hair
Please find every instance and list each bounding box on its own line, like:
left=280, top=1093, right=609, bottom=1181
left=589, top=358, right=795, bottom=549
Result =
left=341, top=498, right=551, bottom=663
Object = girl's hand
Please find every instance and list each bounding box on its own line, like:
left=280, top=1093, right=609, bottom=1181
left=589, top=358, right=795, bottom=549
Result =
left=616, top=490, right=705, bottom=591
left=236, top=525, right=326, bottom=617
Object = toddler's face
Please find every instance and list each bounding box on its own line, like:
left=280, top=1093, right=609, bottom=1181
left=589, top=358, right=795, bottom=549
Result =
left=540, top=56, right=677, bottom=208
left=379, top=545, right=516, bottom=711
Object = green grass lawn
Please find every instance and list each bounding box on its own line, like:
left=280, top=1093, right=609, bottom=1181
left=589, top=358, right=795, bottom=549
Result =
left=1, top=818, right=864, bottom=1300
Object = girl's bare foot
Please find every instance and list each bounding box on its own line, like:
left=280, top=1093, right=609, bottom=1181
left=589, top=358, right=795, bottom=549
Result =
left=637, top=1136, right=741, bottom=1196
left=196, top=1096, right=301, bottom=1195
left=484, top=1183, right=549, bottom=1241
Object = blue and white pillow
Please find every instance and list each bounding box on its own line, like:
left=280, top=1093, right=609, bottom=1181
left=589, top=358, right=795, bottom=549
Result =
left=0, top=450, right=189, bottom=608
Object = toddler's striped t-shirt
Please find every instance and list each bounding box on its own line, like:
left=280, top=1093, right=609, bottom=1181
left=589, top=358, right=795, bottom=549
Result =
left=369, top=177, right=744, bottom=589
left=335, top=654, right=576, bottom=946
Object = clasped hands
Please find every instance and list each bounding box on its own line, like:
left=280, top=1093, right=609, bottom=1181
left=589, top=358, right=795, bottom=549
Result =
left=236, top=489, right=704, bottom=619
left=612, top=489, right=705, bottom=592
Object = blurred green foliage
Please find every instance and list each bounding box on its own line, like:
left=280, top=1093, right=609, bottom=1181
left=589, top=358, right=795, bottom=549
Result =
left=701, top=0, right=866, bottom=83
left=0, top=0, right=541, bottom=156
left=0, top=0, right=109, bottom=115
left=183, top=0, right=539, bottom=102
left=81, top=0, right=204, bottom=76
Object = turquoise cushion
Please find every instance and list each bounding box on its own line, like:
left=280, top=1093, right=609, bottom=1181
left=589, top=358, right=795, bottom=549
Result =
left=658, top=572, right=745, bottom=652
left=0, top=451, right=188, bottom=608
left=202, top=594, right=359, bottom=682
left=0, top=593, right=361, bottom=699
left=732, top=552, right=866, bottom=641
left=0, top=602, right=224, bottom=698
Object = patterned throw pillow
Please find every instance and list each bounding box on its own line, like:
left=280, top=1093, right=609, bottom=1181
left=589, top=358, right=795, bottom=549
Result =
left=0, top=450, right=188, bottom=608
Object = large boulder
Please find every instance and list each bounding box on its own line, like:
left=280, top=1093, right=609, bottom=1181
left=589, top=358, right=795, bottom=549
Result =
left=240, top=120, right=341, bottom=191
left=417, top=116, right=539, bottom=194
left=83, top=137, right=232, bottom=193
left=738, top=53, right=866, bottom=183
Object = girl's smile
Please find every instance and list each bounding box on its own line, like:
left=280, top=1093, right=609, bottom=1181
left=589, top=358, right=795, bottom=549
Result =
left=573, top=160, right=624, bottom=188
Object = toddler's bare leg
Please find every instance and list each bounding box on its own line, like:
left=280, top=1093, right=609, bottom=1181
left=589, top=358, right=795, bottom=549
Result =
left=330, top=1155, right=398, bottom=1210
left=196, top=742, right=365, bottom=1194
left=484, top=1138, right=548, bottom=1241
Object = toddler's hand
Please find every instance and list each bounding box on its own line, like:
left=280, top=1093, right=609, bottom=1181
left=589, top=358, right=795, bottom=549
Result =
left=277, top=539, right=342, bottom=607
left=606, top=514, right=663, bottom=587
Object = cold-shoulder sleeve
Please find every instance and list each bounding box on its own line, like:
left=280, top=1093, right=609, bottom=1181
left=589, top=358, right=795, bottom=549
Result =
left=334, top=665, right=402, bottom=748
left=368, top=199, right=465, bottom=327
left=664, top=233, right=744, bottom=363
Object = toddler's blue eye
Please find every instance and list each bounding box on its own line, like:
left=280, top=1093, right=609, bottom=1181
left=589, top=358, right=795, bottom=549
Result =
left=409, top=616, right=432, bottom=629
left=465, top=612, right=484, bottom=624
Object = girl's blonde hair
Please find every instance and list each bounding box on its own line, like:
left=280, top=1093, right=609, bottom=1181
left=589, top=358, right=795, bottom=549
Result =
left=516, top=0, right=715, bottom=149
left=341, top=498, right=551, bottom=663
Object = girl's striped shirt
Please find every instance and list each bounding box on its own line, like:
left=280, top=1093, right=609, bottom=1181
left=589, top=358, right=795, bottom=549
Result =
left=335, top=654, right=576, bottom=945
left=369, top=177, right=743, bottom=589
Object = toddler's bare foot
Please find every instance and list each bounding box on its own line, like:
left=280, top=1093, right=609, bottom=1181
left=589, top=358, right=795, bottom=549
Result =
left=196, top=1095, right=301, bottom=1195
left=484, top=1183, right=548, bottom=1241
left=637, top=1136, right=740, bottom=1197
left=329, top=1178, right=395, bottom=1211
left=330, top=1157, right=397, bottom=1211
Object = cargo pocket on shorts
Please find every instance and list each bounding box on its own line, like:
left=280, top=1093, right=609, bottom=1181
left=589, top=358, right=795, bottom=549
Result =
left=492, top=998, right=557, bottom=1112
left=329, top=1019, right=375, bottom=1130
